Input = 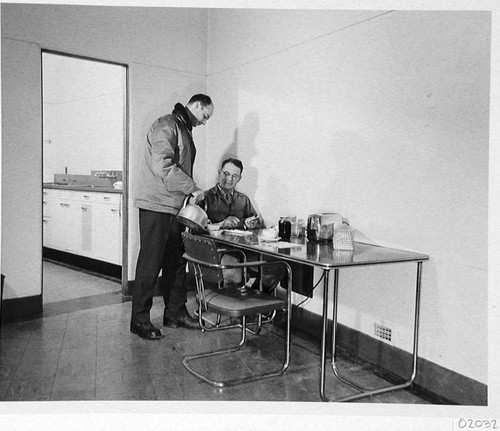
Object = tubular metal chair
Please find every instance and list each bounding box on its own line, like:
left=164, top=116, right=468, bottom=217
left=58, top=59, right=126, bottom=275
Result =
left=187, top=238, right=277, bottom=334
left=181, top=231, right=292, bottom=387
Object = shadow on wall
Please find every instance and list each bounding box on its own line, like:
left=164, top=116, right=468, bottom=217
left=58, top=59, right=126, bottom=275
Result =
left=265, top=174, right=291, bottom=228
left=219, top=111, right=260, bottom=203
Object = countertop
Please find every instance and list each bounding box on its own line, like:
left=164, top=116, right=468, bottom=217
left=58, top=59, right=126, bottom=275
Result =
left=43, top=183, right=122, bottom=194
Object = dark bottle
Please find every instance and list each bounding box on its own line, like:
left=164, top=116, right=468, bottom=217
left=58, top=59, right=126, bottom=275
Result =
left=278, top=216, right=291, bottom=239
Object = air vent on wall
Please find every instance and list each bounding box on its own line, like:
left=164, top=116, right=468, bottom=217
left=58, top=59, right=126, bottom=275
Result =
left=373, top=322, right=392, bottom=343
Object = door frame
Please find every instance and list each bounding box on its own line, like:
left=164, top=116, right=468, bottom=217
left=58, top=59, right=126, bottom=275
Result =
left=41, top=49, right=130, bottom=297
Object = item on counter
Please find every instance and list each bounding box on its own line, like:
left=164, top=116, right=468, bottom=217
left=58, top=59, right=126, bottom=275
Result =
left=258, top=236, right=281, bottom=243
left=220, top=229, right=252, bottom=236
left=207, top=223, right=222, bottom=236
left=288, top=215, right=299, bottom=237
left=278, top=216, right=292, bottom=240
left=207, top=222, right=221, bottom=231
left=260, top=228, right=278, bottom=239
left=113, top=181, right=123, bottom=189
left=333, top=223, right=354, bottom=250
left=297, top=218, right=306, bottom=237
left=307, top=213, right=344, bottom=242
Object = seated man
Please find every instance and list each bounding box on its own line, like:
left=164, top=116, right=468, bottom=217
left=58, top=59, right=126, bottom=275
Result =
left=201, top=158, right=285, bottom=293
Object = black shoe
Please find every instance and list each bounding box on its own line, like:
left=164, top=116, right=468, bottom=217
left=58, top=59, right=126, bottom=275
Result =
left=163, top=314, right=199, bottom=330
left=130, top=321, right=164, bottom=340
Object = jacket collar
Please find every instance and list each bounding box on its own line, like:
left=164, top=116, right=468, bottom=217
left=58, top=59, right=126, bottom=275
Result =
left=172, top=103, right=193, bottom=131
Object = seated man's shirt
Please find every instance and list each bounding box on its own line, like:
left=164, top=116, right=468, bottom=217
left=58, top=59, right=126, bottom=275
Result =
left=202, top=185, right=258, bottom=228
left=202, top=184, right=284, bottom=291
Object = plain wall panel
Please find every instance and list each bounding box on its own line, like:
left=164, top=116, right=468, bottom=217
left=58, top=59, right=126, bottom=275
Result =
left=1, top=4, right=208, bottom=74
left=1, top=38, right=42, bottom=299
left=127, top=63, right=210, bottom=274
left=205, top=9, right=490, bottom=383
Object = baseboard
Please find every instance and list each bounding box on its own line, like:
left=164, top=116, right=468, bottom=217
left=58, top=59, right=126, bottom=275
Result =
left=291, top=305, right=487, bottom=406
left=0, top=294, right=43, bottom=323
left=43, top=247, right=121, bottom=280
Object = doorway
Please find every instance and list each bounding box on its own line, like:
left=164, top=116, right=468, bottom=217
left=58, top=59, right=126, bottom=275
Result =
left=41, top=51, right=128, bottom=305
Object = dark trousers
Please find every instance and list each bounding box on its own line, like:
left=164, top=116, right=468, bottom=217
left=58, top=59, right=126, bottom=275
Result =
left=131, top=209, right=188, bottom=324
left=221, top=251, right=286, bottom=293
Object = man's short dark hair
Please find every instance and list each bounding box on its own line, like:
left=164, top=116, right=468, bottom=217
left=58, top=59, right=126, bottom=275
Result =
left=221, top=158, right=243, bottom=174
left=188, top=94, right=213, bottom=107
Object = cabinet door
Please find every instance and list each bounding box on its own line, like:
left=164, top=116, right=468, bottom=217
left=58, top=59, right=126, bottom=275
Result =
left=92, top=201, right=122, bottom=265
left=80, top=203, right=93, bottom=257
left=43, top=189, right=57, bottom=218
left=43, top=215, right=58, bottom=249
left=58, top=199, right=83, bottom=254
left=43, top=189, right=83, bottom=253
left=43, top=190, right=58, bottom=248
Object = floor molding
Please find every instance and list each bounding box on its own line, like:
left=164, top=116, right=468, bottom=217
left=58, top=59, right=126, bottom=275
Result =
left=1, top=294, right=43, bottom=323
left=42, top=291, right=126, bottom=318
left=43, top=248, right=121, bottom=280
left=292, top=304, right=487, bottom=406
left=1, top=291, right=127, bottom=323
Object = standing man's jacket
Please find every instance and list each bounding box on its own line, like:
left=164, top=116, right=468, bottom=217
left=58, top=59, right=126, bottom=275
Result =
left=135, top=103, right=201, bottom=214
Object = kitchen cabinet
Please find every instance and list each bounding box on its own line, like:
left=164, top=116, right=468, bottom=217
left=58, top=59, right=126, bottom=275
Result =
left=43, top=189, right=82, bottom=252
left=91, top=194, right=122, bottom=265
left=43, top=188, right=122, bottom=265
left=42, top=189, right=57, bottom=249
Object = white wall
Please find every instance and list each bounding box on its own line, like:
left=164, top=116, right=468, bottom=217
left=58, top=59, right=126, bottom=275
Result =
left=1, top=38, right=43, bottom=299
left=42, top=53, right=125, bottom=182
left=1, top=4, right=209, bottom=298
left=205, top=9, right=490, bottom=383
left=127, top=64, right=208, bottom=273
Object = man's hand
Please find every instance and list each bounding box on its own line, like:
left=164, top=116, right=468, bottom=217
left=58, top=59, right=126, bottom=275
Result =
left=191, top=190, right=204, bottom=204
left=221, top=216, right=240, bottom=229
left=244, top=215, right=260, bottom=229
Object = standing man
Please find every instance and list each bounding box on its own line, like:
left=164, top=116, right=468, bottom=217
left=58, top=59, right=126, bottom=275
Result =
left=131, top=94, right=214, bottom=340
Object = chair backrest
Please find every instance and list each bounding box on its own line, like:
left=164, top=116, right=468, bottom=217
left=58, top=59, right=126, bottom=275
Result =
left=181, top=232, right=224, bottom=287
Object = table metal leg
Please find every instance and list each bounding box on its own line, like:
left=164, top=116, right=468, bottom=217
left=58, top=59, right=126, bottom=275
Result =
left=322, top=261, right=424, bottom=402
left=319, top=269, right=330, bottom=402
left=331, top=268, right=366, bottom=392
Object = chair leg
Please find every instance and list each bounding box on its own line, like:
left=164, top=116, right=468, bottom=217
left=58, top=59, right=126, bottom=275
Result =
left=236, top=310, right=276, bottom=335
left=194, top=308, right=243, bottom=332
left=182, top=313, right=291, bottom=387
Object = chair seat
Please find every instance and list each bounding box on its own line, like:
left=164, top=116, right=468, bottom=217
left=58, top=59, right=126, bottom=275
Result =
left=203, top=287, right=287, bottom=317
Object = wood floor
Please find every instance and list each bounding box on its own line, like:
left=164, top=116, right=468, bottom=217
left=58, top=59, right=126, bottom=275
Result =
left=0, top=261, right=435, bottom=403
